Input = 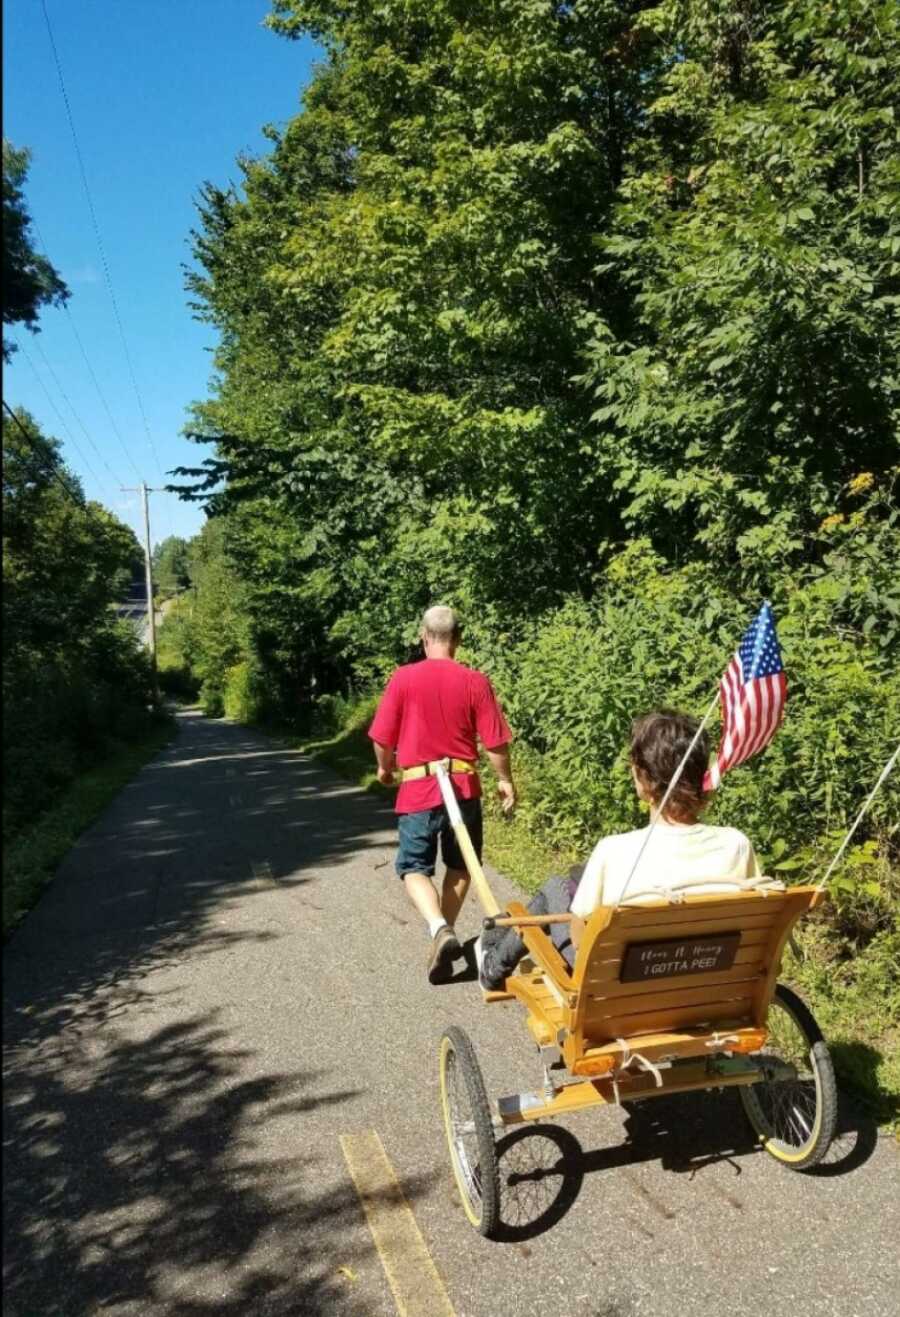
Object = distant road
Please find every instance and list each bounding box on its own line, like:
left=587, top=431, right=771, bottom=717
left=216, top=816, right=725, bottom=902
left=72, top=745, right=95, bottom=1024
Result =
left=114, top=575, right=163, bottom=648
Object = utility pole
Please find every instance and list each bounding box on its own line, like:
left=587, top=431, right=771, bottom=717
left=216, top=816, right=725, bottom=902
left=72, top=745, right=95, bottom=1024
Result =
left=122, top=481, right=161, bottom=705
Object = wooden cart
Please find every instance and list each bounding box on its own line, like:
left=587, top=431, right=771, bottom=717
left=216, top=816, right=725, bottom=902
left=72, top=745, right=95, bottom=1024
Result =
left=433, top=769, right=838, bottom=1237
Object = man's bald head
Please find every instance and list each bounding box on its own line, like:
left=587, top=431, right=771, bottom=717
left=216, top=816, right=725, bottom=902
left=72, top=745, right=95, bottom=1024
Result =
left=421, top=605, right=461, bottom=648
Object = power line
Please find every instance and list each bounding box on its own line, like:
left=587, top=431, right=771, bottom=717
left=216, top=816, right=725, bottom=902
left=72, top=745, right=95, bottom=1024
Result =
left=61, top=305, right=146, bottom=482
left=31, top=220, right=145, bottom=483
left=3, top=398, right=85, bottom=506
left=40, top=0, right=168, bottom=494
left=13, top=339, right=109, bottom=497
left=29, top=336, right=125, bottom=491
left=15, top=330, right=145, bottom=540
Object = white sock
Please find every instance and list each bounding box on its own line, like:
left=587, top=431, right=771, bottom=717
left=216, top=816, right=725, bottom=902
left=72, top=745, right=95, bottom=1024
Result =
left=428, top=916, right=449, bottom=938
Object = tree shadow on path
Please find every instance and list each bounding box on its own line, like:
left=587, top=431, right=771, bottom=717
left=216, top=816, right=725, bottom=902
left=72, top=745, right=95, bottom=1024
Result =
left=491, top=1087, right=879, bottom=1243
left=3, top=710, right=397, bottom=1030
left=4, top=1006, right=432, bottom=1315
left=2, top=711, right=419, bottom=1314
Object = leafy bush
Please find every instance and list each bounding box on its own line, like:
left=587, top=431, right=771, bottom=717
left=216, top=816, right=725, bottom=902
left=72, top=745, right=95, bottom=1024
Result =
left=3, top=716, right=173, bottom=936
left=3, top=407, right=154, bottom=844
left=789, top=917, right=900, bottom=1124
left=2, top=633, right=155, bottom=839
left=157, top=661, right=200, bottom=702
left=155, top=520, right=254, bottom=719
left=466, top=544, right=898, bottom=925
left=156, top=595, right=201, bottom=701
left=223, top=660, right=267, bottom=723
left=199, top=680, right=225, bottom=719
left=309, top=690, right=379, bottom=739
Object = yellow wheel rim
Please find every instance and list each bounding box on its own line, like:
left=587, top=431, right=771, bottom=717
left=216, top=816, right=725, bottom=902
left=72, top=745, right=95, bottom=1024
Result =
left=439, top=1035, right=483, bottom=1228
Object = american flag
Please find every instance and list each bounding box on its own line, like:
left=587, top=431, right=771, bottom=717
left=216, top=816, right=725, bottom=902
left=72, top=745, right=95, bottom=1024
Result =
left=704, top=601, right=787, bottom=791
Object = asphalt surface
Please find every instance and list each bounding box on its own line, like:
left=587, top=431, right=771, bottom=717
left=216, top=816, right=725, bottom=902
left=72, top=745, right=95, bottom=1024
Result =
left=4, top=710, right=898, bottom=1316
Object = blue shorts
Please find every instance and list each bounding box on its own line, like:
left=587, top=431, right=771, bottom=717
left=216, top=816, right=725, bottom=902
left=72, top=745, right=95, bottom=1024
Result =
left=395, top=799, right=483, bottom=879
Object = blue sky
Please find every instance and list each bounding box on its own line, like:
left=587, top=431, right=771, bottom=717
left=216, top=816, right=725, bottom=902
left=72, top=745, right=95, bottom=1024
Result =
left=4, top=1, right=318, bottom=546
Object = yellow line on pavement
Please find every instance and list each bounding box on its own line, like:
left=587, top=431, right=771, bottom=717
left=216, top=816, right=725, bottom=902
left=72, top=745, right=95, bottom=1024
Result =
left=340, top=1130, right=456, bottom=1317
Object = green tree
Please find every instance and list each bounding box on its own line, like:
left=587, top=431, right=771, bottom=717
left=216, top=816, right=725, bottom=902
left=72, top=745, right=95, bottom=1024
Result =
left=156, top=520, right=253, bottom=715
left=584, top=0, right=900, bottom=578
left=181, top=0, right=667, bottom=690
left=2, top=408, right=151, bottom=835
left=179, top=0, right=898, bottom=697
left=3, top=409, right=140, bottom=654
left=152, top=535, right=192, bottom=597
left=2, top=141, right=69, bottom=360
left=180, top=0, right=898, bottom=720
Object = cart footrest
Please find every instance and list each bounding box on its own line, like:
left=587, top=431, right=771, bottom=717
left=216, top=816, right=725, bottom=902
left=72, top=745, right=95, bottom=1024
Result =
left=496, top=1055, right=767, bottom=1125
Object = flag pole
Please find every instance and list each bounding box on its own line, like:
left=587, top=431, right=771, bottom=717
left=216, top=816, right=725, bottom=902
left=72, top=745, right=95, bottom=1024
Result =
left=815, top=741, right=900, bottom=894
left=616, top=690, right=720, bottom=908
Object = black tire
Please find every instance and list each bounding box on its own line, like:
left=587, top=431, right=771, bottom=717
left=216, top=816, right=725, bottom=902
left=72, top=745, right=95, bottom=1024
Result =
left=740, top=982, right=838, bottom=1170
left=439, top=1026, right=500, bottom=1237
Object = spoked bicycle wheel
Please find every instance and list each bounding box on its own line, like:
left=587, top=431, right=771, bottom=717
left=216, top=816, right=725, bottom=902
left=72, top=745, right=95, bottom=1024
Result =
left=740, top=983, right=837, bottom=1169
left=439, top=1026, right=500, bottom=1237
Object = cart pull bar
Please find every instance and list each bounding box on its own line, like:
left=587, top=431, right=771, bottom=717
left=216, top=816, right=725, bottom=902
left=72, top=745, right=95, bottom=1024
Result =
left=483, top=912, right=575, bottom=930
left=433, top=760, right=502, bottom=917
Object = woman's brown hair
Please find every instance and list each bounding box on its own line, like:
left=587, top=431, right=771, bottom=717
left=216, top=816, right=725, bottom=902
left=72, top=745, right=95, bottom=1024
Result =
left=630, top=710, right=710, bottom=823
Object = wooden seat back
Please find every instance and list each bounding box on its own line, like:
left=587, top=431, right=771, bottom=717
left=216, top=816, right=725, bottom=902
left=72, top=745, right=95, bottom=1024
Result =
left=562, top=885, right=821, bottom=1066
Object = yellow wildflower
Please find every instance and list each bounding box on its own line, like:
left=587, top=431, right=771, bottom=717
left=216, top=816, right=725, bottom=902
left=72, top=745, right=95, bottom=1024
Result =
left=848, top=472, right=874, bottom=495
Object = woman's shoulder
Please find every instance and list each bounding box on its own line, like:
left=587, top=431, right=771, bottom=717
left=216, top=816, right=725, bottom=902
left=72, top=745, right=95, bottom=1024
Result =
left=590, top=823, right=755, bottom=866
left=699, top=823, right=755, bottom=852
left=589, top=827, right=648, bottom=862
left=702, top=822, right=753, bottom=842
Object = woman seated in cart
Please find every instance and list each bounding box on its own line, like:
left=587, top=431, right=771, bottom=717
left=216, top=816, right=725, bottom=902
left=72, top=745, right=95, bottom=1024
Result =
left=478, top=709, right=762, bottom=990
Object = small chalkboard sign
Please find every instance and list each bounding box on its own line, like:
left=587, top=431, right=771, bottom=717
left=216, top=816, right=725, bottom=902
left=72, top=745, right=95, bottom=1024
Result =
left=620, top=932, right=740, bottom=984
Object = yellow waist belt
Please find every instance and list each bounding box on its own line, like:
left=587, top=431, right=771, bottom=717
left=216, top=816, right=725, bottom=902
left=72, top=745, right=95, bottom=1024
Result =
left=400, top=758, right=477, bottom=782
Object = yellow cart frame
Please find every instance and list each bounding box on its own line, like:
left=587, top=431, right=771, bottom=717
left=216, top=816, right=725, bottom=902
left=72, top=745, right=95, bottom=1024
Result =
left=433, top=763, right=838, bottom=1237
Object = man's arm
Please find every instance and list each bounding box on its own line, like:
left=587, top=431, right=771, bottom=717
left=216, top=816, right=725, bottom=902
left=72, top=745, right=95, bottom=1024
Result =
left=485, top=744, right=516, bottom=813
left=368, top=671, right=401, bottom=786
left=372, top=740, right=397, bottom=786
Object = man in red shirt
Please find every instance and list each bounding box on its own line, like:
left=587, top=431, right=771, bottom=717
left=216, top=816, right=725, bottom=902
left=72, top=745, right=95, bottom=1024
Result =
left=369, top=605, right=516, bottom=984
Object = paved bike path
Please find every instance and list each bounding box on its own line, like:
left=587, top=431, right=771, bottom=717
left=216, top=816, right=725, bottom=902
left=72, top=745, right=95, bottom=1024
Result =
left=4, top=711, right=897, bottom=1315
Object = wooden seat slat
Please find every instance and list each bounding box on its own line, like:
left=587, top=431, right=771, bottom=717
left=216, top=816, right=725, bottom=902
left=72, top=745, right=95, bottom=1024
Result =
left=509, top=977, right=566, bottom=1032
left=585, top=959, right=767, bottom=1001
left=583, top=942, right=766, bottom=989
left=583, top=939, right=767, bottom=979
left=523, top=1002, right=565, bottom=1033
left=582, top=998, right=755, bottom=1039
left=510, top=987, right=564, bottom=1019
left=587, top=937, right=769, bottom=990
left=583, top=1025, right=755, bottom=1056
left=616, top=894, right=786, bottom=927
left=514, top=971, right=558, bottom=997
left=587, top=978, right=763, bottom=1018
left=585, top=912, right=777, bottom=952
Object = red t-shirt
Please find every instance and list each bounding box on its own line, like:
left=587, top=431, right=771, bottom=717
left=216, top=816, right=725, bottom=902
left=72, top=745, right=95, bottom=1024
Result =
left=369, top=658, right=512, bottom=813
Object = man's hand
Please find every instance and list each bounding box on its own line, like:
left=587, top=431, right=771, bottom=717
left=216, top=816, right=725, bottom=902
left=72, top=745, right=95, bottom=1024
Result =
left=486, top=744, right=516, bottom=815
left=372, top=740, right=396, bottom=787
left=497, top=779, right=516, bottom=814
